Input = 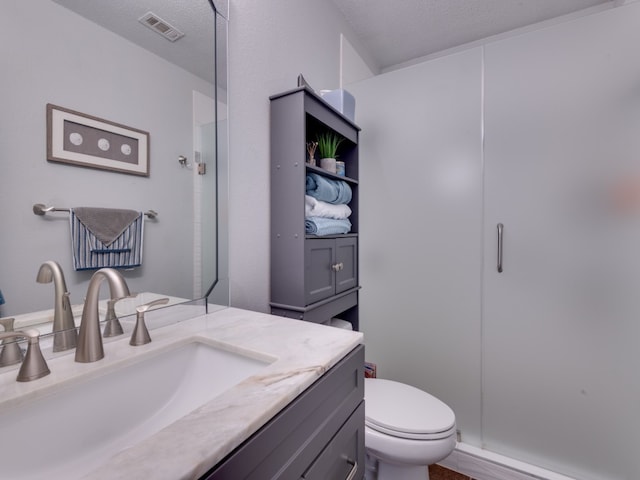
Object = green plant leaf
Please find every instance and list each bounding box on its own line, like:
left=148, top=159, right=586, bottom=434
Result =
left=316, top=132, right=344, bottom=159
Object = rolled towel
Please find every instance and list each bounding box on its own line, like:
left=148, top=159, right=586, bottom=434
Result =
left=305, top=173, right=352, bottom=205
left=305, top=216, right=352, bottom=236
left=305, top=195, right=352, bottom=219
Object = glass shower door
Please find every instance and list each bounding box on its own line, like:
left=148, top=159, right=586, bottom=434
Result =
left=482, top=5, right=640, bottom=480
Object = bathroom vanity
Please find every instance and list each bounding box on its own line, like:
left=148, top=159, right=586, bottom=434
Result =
left=0, top=305, right=364, bottom=479
left=204, top=342, right=364, bottom=479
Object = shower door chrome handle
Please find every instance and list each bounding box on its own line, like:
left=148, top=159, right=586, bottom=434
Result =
left=497, top=223, right=504, bottom=273
left=345, top=459, right=358, bottom=480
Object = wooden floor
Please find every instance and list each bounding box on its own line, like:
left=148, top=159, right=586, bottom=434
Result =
left=429, top=464, right=475, bottom=480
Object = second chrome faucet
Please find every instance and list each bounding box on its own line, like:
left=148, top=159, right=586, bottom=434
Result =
left=36, top=261, right=77, bottom=352
left=75, top=268, right=131, bottom=363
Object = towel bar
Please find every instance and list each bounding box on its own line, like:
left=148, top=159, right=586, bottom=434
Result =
left=32, top=204, right=158, bottom=219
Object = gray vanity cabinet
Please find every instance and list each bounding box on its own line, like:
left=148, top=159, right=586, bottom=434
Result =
left=201, top=344, right=365, bottom=480
left=270, top=87, right=361, bottom=330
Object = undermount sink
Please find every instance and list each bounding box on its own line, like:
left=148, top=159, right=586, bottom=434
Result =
left=0, top=339, right=273, bottom=480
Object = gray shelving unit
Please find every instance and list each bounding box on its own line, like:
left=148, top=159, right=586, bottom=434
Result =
left=270, top=87, right=361, bottom=331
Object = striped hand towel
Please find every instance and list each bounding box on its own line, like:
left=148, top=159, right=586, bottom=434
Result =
left=70, top=207, right=144, bottom=270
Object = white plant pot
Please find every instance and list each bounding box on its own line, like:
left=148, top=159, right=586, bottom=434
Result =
left=320, top=157, right=337, bottom=174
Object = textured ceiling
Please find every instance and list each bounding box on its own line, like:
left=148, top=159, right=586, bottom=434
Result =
left=51, top=0, right=223, bottom=85
left=51, top=0, right=615, bottom=84
left=331, top=0, right=613, bottom=71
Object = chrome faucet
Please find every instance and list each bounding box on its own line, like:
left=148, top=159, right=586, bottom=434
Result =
left=0, top=328, right=50, bottom=382
left=36, top=261, right=77, bottom=352
left=75, top=268, right=131, bottom=363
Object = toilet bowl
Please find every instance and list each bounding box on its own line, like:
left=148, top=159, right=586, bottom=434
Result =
left=364, top=378, right=456, bottom=480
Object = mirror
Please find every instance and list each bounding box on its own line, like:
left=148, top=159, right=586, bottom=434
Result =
left=0, top=1, right=228, bottom=333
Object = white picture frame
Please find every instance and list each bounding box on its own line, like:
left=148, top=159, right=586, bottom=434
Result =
left=46, top=103, right=150, bottom=177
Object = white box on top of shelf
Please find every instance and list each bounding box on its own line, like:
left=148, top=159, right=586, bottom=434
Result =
left=320, top=89, right=355, bottom=122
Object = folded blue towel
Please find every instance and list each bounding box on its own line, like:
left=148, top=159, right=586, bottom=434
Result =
left=305, top=216, right=352, bottom=236
left=306, top=173, right=352, bottom=205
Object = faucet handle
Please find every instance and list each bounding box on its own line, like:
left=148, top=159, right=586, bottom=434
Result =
left=103, top=293, right=138, bottom=338
left=0, top=317, right=24, bottom=367
left=0, top=329, right=50, bottom=382
left=53, top=292, right=78, bottom=353
left=129, top=298, right=170, bottom=346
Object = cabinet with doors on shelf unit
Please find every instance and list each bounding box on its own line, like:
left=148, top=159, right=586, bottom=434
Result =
left=270, top=86, right=361, bottom=331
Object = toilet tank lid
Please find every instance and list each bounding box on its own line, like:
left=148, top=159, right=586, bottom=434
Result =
left=365, top=378, right=456, bottom=435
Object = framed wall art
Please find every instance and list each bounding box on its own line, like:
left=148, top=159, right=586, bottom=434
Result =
left=46, top=103, right=150, bottom=176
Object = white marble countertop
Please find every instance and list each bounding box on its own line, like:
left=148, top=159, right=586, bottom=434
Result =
left=0, top=306, right=363, bottom=480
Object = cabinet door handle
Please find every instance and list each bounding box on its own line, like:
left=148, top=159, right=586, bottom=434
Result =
left=332, top=262, right=344, bottom=272
left=497, top=223, right=504, bottom=273
left=345, top=459, right=358, bottom=480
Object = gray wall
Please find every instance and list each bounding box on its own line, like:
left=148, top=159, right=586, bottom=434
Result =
left=226, top=0, right=376, bottom=313
left=0, top=1, right=214, bottom=314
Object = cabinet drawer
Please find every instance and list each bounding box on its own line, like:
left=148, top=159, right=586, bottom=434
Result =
left=302, top=402, right=365, bottom=480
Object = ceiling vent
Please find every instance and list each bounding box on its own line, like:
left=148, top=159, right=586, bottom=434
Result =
left=138, top=12, right=184, bottom=42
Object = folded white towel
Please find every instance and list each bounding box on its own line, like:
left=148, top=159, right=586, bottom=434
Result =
left=305, top=195, right=351, bottom=219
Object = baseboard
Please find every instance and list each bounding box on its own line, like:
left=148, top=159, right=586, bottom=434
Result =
left=438, top=443, right=577, bottom=480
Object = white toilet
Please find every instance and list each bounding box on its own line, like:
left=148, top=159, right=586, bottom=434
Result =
left=364, top=378, right=457, bottom=480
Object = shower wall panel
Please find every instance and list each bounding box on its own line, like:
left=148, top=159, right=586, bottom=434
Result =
left=350, top=48, right=484, bottom=445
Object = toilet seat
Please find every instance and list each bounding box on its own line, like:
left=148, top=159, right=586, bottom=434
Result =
left=365, top=378, right=456, bottom=441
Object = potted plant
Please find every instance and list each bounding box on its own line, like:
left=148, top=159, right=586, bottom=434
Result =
left=316, top=132, right=343, bottom=173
